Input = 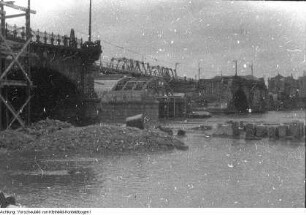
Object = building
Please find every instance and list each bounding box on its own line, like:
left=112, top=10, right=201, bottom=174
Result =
left=268, top=74, right=299, bottom=110
left=197, top=75, right=267, bottom=113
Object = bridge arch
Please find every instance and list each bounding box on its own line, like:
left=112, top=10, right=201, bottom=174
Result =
left=30, top=67, right=83, bottom=124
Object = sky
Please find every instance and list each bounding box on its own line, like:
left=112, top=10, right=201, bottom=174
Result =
left=6, top=0, right=306, bottom=79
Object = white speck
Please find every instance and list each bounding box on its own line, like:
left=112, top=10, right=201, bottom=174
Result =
left=234, top=201, right=238, bottom=204
left=171, top=40, right=174, bottom=44
left=228, top=164, right=234, bottom=168
left=237, top=40, right=240, bottom=44
left=279, top=199, right=282, bottom=202
left=226, top=154, right=230, bottom=157
left=272, top=186, right=276, bottom=190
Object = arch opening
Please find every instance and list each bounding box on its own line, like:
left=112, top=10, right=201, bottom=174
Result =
left=233, top=87, right=249, bottom=113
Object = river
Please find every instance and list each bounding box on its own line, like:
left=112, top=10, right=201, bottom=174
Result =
left=0, top=111, right=305, bottom=208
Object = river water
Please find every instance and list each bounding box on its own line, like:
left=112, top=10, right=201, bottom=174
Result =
left=0, top=111, right=305, bottom=208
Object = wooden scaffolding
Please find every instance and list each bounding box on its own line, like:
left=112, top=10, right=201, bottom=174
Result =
left=0, top=0, right=35, bottom=130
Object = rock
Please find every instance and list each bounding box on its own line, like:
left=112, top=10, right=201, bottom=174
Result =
left=255, top=125, right=268, bottom=138
left=126, top=114, right=144, bottom=130
left=177, top=129, right=186, bottom=136
left=278, top=125, right=288, bottom=138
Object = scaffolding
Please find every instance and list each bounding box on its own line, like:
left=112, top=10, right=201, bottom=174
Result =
left=0, top=0, right=35, bottom=130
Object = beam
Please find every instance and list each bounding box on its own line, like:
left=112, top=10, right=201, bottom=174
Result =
left=4, top=13, right=26, bottom=19
left=0, top=80, right=27, bottom=87
left=0, top=94, right=25, bottom=127
left=0, top=2, right=36, bottom=14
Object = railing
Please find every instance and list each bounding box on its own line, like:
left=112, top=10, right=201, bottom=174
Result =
left=2, top=24, right=84, bottom=49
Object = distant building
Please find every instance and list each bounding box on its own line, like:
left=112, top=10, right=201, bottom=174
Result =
left=268, top=74, right=299, bottom=110
left=298, top=72, right=306, bottom=98
left=197, top=75, right=267, bottom=113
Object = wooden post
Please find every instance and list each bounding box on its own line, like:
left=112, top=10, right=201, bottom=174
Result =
left=88, top=0, right=92, bottom=42
left=0, top=0, right=4, bottom=130
left=173, top=97, right=176, bottom=118
left=25, top=0, right=31, bottom=126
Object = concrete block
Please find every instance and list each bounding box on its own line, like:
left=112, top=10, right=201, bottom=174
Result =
left=255, top=125, right=268, bottom=138
left=232, top=121, right=240, bottom=137
left=245, top=123, right=255, bottom=138
left=126, top=114, right=144, bottom=130
left=268, top=126, right=278, bottom=139
left=278, top=125, right=288, bottom=138
left=288, top=122, right=301, bottom=139
left=213, top=124, right=233, bottom=137
left=298, top=122, right=305, bottom=137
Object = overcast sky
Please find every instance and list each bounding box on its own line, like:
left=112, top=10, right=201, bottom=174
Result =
left=8, top=0, right=306, bottom=79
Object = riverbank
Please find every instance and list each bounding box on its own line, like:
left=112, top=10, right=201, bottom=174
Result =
left=0, top=119, right=188, bottom=154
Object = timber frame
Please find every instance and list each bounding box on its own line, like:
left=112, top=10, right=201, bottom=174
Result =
left=0, top=0, right=35, bottom=130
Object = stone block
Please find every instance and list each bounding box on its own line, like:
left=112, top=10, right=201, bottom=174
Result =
left=278, top=125, right=288, bottom=138
left=255, top=125, right=268, bottom=138
left=268, top=126, right=278, bottom=139
left=126, top=114, right=144, bottom=130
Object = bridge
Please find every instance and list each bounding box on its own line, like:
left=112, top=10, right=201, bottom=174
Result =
left=0, top=1, right=268, bottom=129
left=0, top=1, right=101, bottom=129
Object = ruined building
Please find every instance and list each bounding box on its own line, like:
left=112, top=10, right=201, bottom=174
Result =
left=197, top=75, right=267, bottom=113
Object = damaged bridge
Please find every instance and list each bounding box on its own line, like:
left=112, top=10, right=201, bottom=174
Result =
left=0, top=1, right=101, bottom=130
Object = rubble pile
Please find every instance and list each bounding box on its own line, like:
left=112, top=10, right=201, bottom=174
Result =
left=0, top=119, right=187, bottom=153
left=22, top=118, right=73, bottom=136
left=0, top=130, right=34, bottom=150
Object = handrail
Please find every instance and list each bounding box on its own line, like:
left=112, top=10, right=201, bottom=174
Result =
left=1, top=23, right=84, bottom=49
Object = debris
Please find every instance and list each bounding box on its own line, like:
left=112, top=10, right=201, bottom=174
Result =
left=177, top=129, right=186, bottom=136
left=126, top=114, right=144, bottom=130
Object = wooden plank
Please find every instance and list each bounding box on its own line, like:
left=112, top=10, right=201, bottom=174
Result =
left=0, top=36, right=32, bottom=85
left=8, top=95, right=31, bottom=128
left=5, top=13, right=26, bottom=19
left=0, top=80, right=27, bottom=87
left=0, top=94, right=25, bottom=127
left=0, top=2, right=36, bottom=14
